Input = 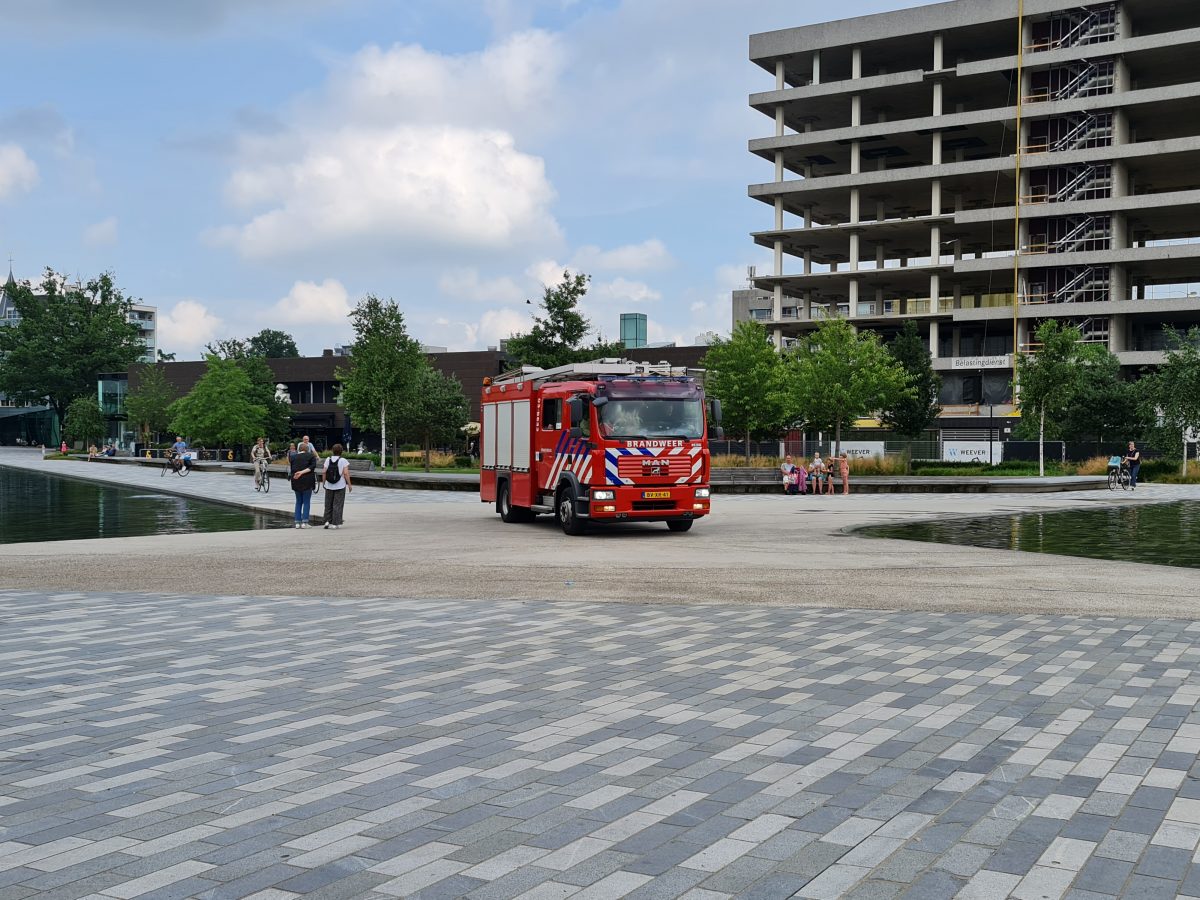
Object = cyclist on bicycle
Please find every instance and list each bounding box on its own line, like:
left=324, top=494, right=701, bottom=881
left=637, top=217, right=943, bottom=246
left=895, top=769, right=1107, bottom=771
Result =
left=1123, top=441, right=1141, bottom=490
left=170, top=436, right=191, bottom=472
left=251, top=437, right=271, bottom=490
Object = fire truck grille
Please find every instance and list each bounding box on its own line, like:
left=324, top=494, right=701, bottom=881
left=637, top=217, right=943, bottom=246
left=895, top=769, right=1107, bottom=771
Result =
left=632, top=500, right=677, bottom=511
left=617, top=456, right=693, bottom=480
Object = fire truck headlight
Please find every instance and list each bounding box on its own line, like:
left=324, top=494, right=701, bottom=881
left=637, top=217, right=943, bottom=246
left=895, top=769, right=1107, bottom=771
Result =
left=694, top=488, right=710, bottom=499
left=591, top=490, right=615, bottom=501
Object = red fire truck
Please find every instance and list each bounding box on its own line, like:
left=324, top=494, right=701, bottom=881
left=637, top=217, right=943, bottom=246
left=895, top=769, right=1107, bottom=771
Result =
left=480, top=359, right=721, bottom=535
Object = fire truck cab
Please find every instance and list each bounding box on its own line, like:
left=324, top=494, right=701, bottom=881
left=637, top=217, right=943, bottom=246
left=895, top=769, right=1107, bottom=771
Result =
left=480, top=359, right=720, bottom=535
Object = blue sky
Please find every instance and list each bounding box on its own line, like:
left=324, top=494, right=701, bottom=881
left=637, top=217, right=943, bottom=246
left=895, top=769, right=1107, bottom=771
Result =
left=1, top=0, right=929, bottom=358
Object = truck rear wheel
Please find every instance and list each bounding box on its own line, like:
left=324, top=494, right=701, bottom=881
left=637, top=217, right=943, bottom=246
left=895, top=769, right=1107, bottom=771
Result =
left=498, top=482, right=532, bottom=523
left=557, top=486, right=586, bottom=536
left=666, top=520, right=694, bottom=533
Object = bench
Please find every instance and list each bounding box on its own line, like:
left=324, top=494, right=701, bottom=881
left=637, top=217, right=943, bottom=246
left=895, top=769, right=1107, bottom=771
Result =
left=345, top=458, right=375, bottom=472
left=710, top=467, right=784, bottom=485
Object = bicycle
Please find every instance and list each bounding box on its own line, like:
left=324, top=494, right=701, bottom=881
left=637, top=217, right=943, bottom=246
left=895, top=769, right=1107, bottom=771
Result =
left=253, top=457, right=271, bottom=493
left=1106, top=456, right=1130, bottom=491
left=161, top=451, right=190, bottom=478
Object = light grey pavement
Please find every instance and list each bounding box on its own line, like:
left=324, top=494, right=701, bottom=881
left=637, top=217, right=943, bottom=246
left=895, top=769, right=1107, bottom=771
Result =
left=1, top=450, right=1198, bottom=618
left=2, top=590, right=1200, bottom=900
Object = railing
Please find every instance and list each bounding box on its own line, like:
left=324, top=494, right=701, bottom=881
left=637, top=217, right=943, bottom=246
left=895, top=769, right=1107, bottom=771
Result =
left=1026, top=62, right=1115, bottom=104
left=1025, top=113, right=1114, bottom=154
left=1028, top=5, right=1118, bottom=52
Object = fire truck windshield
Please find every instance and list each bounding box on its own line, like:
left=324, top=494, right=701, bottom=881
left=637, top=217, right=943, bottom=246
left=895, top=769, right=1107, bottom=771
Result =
left=596, top=399, right=705, bottom=440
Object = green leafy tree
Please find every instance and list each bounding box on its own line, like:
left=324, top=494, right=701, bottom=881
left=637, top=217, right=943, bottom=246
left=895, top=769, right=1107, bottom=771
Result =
left=247, top=329, right=300, bottom=358
left=1143, top=327, right=1200, bottom=476
left=337, top=295, right=424, bottom=470
left=157, top=349, right=176, bottom=362
left=880, top=320, right=941, bottom=438
left=203, top=337, right=290, bottom=442
left=505, top=271, right=623, bottom=369
left=124, top=365, right=177, bottom=444
left=1015, top=319, right=1083, bottom=476
left=0, top=270, right=146, bottom=424
left=204, top=337, right=250, bottom=359
left=785, top=318, right=911, bottom=455
left=168, top=355, right=266, bottom=447
left=399, top=364, right=470, bottom=471
left=702, top=321, right=791, bottom=462
left=62, top=396, right=106, bottom=448
left=1057, top=343, right=1147, bottom=448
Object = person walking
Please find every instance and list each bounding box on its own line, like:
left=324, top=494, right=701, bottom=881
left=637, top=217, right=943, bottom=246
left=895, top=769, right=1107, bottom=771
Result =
left=290, top=440, right=318, bottom=528
left=321, top=443, right=353, bottom=529
left=1123, top=441, right=1142, bottom=490
left=251, top=437, right=271, bottom=491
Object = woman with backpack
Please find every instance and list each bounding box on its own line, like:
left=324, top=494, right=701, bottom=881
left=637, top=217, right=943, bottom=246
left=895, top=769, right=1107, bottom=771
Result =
left=321, top=443, right=353, bottom=529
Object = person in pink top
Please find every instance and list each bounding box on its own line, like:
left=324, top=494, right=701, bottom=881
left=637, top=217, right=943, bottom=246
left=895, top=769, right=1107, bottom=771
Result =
left=837, top=453, right=850, bottom=494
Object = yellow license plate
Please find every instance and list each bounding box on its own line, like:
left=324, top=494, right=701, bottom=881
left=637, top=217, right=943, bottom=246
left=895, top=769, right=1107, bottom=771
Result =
left=642, top=491, right=671, bottom=499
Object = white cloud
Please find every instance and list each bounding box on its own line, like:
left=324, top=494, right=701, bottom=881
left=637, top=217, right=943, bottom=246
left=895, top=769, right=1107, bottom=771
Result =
left=590, top=277, right=661, bottom=305
left=571, top=239, right=673, bottom=272
left=266, top=279, right=351, bottom=325
left=159, top=300, right=224, bottom=354
left=214, top=31, right=566, bottom=260
left=0, top=144, right=39, bottom=200
left=83, top=216, right=118, bottom=247
left=438, top=268, right=525, bottom=304
left=463, top=307, right=529, bottom=350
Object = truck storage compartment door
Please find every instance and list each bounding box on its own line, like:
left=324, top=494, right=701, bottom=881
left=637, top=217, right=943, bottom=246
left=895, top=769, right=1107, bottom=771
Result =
left=482, top=402, right=497, bottom=468
left=496, top=401, right=512, bottom=469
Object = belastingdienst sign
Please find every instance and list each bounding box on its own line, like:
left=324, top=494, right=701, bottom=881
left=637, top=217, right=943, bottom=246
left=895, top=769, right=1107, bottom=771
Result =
left=951, top=355, right=1012, bottom=370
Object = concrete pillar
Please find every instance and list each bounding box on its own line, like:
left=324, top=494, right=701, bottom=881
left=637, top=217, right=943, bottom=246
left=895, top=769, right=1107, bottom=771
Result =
left=930, top=320, right=941, bottom=358
left=773, top=240, right=783, bottom=277
left=876, top=199, right=886, bottom=221
left=1017, top=319, right=1029, bottom=353
left=952, top=326, right=961, bottom=356
left=776, top=60, right=785, bottom=91
left=773, top=284, right=783, bottom=322
left=1109, top=315, right=1127, bottom=353
left=851, top=141, right=861, bottom=175
left=804, top=206, right=813, bottom=228
left=953, top=284, right=962, bottom=309
left=773, top=328, right=783, bottom=350
left=931, top=129, right=942, bottom=165
left=930, top=224, right=941, bottom=263
left=775, top=197, right=784, bottom=231
left=1113, top=109, right=1130, bottom=145
left=849, top=189, right=860, bottom=224
left=1110, top=264, right=1127, bottom=303
left=812, top=50, right=821, bottom=85
left=1119, top=5, right=1133, bottom=39
left=849, top=233, right=860, bottom=272
left=852, top=47, right=862, bottom=80
left=849, top=279, right=860, bottom=313
left=1112, top=212, right=1127, bottom=251
left=774, top=151, right=784, bottom=183
left=803, top=250, right=812, bottom=275
left=933, top=32, right=944, bottom=70
left=1112, top=160, right=1129, bottom=199
left=876, top=245, right=885, bottom=268
left=1114, top=57, right=1130, bottom=94
left=852, top=95, right=862, bottom=127
left=930, top=180, right=942, bottom=216
left=775, top=105, right=785, bottom=138
left=930, top=273, right=940, bottom=310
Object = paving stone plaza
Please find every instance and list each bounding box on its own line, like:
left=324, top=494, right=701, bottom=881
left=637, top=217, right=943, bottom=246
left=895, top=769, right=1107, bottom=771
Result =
left=3, top=587, right=1200, bottom=900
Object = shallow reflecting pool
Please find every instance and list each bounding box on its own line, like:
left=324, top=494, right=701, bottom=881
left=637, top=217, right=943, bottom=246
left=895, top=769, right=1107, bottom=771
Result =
left=861, top=501, right=1200, bottom=569
left=0, top=466, right=287, bottom=544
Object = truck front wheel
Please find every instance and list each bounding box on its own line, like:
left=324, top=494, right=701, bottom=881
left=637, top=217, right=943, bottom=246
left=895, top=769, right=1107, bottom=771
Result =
left=666, top=520, right=694, bottom=533
left=557, top=487, right=586, bottom=536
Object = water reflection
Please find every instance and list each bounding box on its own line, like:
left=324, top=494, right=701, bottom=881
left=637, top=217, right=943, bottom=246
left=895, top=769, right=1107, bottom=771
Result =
left=862, top=502, right=1200, bottom=569
left=0, top=467, right=286, bottom=544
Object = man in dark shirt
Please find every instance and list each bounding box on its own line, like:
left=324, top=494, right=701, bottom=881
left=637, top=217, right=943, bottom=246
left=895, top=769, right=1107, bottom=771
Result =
left=1123, top=441, right=1141, bottom=489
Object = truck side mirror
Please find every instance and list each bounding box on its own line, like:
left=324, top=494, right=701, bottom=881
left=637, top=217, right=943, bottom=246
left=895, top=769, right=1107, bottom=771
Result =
left=709, top=398, right=722, bottom=426
left=567, top=397, right=585, bottom=439
left=713, top=426, right=724, bottom=439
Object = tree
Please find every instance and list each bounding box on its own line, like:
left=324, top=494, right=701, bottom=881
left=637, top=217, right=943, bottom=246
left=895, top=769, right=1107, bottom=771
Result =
left=1144, top=327, right=1200, bottom=476
left=248, top=329, right=300, bottom=358
left=505, top=270, right=623, bottom=369
left=399, top=364, right=470, bottom=471
left=168, top=355, right=266, bottom=447
left=337, top=295, right=424, bottom=470
left=880, top=320, right=941, bottom=439
left=62, top=396, right=106, bottom=448
left=157, top=349, right=177, bottom=362
left=1015, top=319, right=1083, bottom=476
left=702, top=321, right=791, bottom=462
left=1057, top=343, right=1147, bottom=448
left=785, top=318, right=911, bottom=455
left=0, top=270, right=146, bottom=424
left=124, top=365, right=176, bottom=444
left=204, top=337, right=290, bottom=442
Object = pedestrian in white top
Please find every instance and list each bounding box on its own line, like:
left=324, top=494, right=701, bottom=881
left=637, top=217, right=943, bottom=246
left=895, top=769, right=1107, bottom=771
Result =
left=321, top=443, right=353, bottom=529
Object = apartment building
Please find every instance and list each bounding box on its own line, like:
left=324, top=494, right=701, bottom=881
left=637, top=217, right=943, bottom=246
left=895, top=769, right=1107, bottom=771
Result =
left=744, top=0, right=1200, bottom=425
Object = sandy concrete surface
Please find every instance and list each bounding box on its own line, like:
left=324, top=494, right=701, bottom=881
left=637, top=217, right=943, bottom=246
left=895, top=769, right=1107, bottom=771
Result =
left=2, top=451, right=1197, bottom=618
